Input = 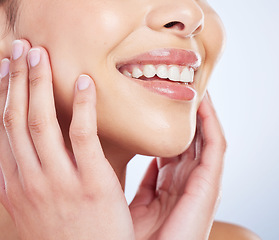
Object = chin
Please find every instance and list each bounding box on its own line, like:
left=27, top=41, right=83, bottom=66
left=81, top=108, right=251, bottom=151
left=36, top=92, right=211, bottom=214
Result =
left=135, top=117, right=197, bottom=158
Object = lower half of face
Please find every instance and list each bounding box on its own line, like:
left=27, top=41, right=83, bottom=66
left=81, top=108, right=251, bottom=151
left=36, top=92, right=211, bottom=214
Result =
left=53, top=58, right=201, bottom=158
left=15, top=0, right=225, bottom=158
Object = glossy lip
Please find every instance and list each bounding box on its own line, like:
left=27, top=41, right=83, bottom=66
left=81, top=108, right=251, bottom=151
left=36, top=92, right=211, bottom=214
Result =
left=116, top=48, right=202, bottom=71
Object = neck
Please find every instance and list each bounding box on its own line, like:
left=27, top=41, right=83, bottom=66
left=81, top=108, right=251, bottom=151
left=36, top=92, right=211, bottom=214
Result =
left=99, top=137, right=136, bottom=190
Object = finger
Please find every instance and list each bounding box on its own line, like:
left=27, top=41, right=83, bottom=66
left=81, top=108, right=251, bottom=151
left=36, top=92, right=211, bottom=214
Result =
left=194, top=116, right=203, bottom=161
left=70, top=75, right=110, bottom=182
left=129, top=158, right=158, bottom=207
left=0, top=59, right=17, bottom=219
left=27, top=47, right=75, bottom=176
left=158, top=92, right=226, bottom=240
left=0, top=58, right=17, bottom=179
left=179, top=122, right=203, bottom=164
left=3, top=40, right=42, bottom=181
left=197, top=91, right=226, bottom=177
left=176, top=92, right=225, bottom=237
left=182, top=92, right=225, bottom=205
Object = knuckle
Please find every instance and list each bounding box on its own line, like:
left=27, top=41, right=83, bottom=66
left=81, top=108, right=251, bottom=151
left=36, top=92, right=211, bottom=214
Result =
left=28, top=117, right=48, bottom=134
left=82, top=191, right=96, bottom=202
left=3, top=109, right=19, bottom=130
left=9, top=69, right=24, bottom=82
left=29, top=73, right=42, bottom=88
left=50, top=180, right=77, bottom=198
left=75, top=95, right=91, bottom=106
left=82, top=184, right=106, bottom=202
left=24, top=181, right=45, bottom=201
left=211, top=134, right=227, bottom=152
left=70, top=125, right=94, bottom=142
left=218, top=136, right=227, bottom=152
left=82, top=172, right=115, bottom=200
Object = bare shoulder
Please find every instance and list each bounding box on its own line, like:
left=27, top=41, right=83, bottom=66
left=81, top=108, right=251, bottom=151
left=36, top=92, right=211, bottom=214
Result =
left=209, top=221, right=261, bottom=240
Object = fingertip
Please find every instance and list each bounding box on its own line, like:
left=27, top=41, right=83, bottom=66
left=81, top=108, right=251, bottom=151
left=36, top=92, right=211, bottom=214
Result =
left=0, top=58, right=10, bottom=79
left=11, top=39, right=31, bottom=63
left=17, top=39, right=32, bottom=49
left=28, top=48, right=41, bottom=68
left=76, top=74, right=94, bottom=91
left=27, top=46, right=52, bottom=70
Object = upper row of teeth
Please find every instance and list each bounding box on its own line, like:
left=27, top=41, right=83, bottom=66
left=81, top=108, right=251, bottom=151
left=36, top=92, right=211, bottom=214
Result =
left=122, top=64, right=194, bottom=83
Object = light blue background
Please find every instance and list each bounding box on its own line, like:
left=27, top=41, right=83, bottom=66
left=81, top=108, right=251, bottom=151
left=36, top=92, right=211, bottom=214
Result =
left=125, top=0, right=279, bottom=239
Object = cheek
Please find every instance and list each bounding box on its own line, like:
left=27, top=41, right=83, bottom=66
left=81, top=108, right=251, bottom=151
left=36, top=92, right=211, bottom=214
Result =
left=17, top=1, right=134, bottom=78
left=202, top=11, right=226, bottom=67
left=193, top=10, right=226, bottom=103
left=17, top=0, right=136, bottom=115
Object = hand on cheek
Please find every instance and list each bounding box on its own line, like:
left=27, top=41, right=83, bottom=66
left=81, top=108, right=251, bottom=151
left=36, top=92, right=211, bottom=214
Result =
left=130, top=91, right=226, bottom=240
left=0, top=40, right=135, bottom=240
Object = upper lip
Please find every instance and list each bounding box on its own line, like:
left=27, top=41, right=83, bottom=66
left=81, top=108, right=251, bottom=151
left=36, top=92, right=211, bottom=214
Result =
left=116, top=48, right=202, bottom=71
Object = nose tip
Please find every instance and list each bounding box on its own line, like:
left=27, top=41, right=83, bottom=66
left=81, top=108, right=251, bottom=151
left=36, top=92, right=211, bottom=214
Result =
left=146, top=2, right=204, bottom=38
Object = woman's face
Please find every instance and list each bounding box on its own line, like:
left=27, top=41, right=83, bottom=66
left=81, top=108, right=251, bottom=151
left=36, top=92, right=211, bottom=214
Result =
left=13, top=0, right=225, bottom=157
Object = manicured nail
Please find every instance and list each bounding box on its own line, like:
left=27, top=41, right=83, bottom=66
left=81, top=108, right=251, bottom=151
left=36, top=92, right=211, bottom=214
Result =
left=12, top=40, right=24, bottom=60
left=28, top=48, right=41, bottom=67
left=77, top=75, right=91, bottom=90
left=0, top=59, right=10, bottom=78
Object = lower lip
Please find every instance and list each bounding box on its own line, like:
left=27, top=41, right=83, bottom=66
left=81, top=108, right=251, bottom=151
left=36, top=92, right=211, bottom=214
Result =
left=129, top=77, right=196, bottom=101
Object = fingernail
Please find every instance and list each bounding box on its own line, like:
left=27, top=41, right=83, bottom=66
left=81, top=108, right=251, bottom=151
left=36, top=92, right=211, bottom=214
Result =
left=77, top=75, right=91, bottom=91
left=12, top=40, right=24, bottom=60
left=28, top=48, right=41, bottom=67
left=0, top=59, right=10, bottom=78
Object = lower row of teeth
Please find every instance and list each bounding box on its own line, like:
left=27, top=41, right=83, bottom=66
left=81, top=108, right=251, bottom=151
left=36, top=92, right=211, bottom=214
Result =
left=123, top=64, right=194, bottom=83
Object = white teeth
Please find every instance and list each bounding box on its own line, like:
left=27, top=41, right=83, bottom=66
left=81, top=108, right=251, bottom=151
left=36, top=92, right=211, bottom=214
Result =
left=126, top=64, right=195, bottom=83
left=157, top=65, right=168, bottom=79
left=143, top=64, right=156, bottom=78
left=168, top=66, right=180, bottom=81
left=189, top=68, right=194, bottom=83
left=180, top=67, right=193, bottom=83
left=132, top=67, right=143, bottom=78
left=123, top=70, right=132, bottom=78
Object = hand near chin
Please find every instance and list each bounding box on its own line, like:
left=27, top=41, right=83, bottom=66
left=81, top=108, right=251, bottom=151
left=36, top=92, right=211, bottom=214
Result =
left=130, top=92, right=227, bottom=240
left=0, top=40, right=135, bottom=240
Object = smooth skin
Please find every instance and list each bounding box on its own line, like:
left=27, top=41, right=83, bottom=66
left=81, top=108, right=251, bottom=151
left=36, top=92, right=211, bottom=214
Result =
left=0, top=40, right=261, bottom=239
left=1, top=0, right=226, bottom=162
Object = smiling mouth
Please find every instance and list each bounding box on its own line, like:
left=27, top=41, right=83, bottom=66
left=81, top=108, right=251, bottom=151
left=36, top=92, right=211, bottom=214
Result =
left=116, top=48, right=201, bottom=85
left=115, top=48, right=201, bottom=101
left=118, top=63, right=195, bottom=84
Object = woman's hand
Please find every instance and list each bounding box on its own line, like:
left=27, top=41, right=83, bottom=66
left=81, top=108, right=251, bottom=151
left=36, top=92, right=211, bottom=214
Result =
left=130, top=92, right=226, bottom=240
left=0, top=40, right=135, bottom=240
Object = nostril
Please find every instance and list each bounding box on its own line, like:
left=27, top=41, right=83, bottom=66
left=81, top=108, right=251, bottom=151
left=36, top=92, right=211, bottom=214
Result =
left=164, top=21, right=185, bottom=31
